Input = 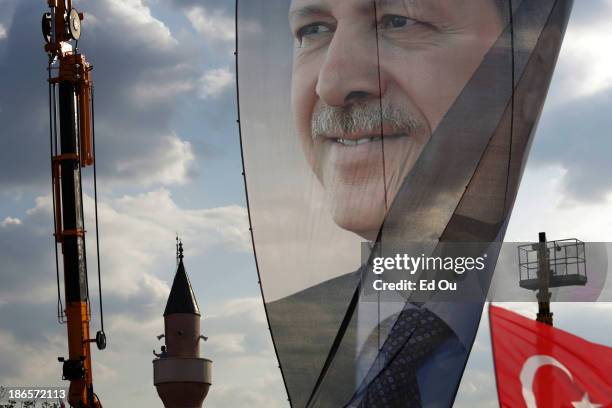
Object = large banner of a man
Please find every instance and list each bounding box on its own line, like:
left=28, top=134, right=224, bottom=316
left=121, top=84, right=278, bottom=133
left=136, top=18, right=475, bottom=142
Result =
left=236, top=0, right=574, bottom=406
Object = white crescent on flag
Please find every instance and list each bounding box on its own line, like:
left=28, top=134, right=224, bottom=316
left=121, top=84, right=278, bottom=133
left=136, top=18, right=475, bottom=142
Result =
left=491, top=306, right=611, bottom=408
left=520, top=355, right=573, bottom=408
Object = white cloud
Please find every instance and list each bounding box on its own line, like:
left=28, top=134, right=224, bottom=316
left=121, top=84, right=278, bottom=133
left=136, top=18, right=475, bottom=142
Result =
left=207, top=333, right=248, bottom=353
left=210, top=372, right=287, bottom=408
left=96, top=295, right=285, bottom=407
left=94, top=189, right=248, bottom=297
left=207, top=297, right=267, bottom=324
left=0, top=1, right=274, bottom=405
left=114, top=134, right=195, bottom=186
left=82, top=12, right=100, bottom=28
left=186, top=7, right=235, bottom=41
left=21, top=189, right=249, bottom=299
left=0, top=330, right=65, bottom=386
left=198, top=68, right=233, bottom=98
left=109, top=189, right=250, bottom=253
left=107, top=312, right=162, bottom=338
left=548, top=3, right=612, bottom=105
left=130, top=78, right=195, bottom=104
left=206, top=298, right=270, bottom=356
left=130, top=67, right=233, bottom=103
left=0, top=188, right=256, bottom=404
left=559, top=24, right=612, bottom=98
left=0, top=284, right=56, bottom=306
left=104, top=0, right=177, bottom=49
left=0, top=23, right=6, bottom=40
left=1, top=217, right=21, bottom=227
left=506, top=164, right=612, bottom=242
left=200, top=296, right=287, bottom=408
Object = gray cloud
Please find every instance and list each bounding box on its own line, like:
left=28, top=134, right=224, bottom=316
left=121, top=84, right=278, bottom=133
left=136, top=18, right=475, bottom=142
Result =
left=0, top=0, right=236, bottom=192
left=0, top=189, right=263, bottom=406
left=0, top=1, right=255, bottom=404
left=0, top=189, right=249, bottom=304
left=0, top=209, right=58, bottom=307
left=532, top=89, right=612, bottom=202
left=526, top=0, right=612, bottom=203
left=566, top=0, right=611, bottom=26
left=170, top=0, right=234, bottom=13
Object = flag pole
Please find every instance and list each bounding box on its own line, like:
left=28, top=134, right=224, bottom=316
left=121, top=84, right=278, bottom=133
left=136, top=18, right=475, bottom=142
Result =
left=536, top=232, right=554, bottom=326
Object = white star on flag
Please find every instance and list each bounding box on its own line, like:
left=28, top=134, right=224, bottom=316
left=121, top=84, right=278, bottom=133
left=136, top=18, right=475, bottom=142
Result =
left=572, top=393, right=602, bottom=408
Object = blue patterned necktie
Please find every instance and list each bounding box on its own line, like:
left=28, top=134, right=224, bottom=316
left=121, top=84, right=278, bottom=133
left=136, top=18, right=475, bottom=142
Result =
left=352, top=306, right=453, bottom=408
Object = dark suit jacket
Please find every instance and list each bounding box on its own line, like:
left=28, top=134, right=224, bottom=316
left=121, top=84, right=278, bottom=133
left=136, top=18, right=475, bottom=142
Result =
left=267, top=272, right=361, bottom=408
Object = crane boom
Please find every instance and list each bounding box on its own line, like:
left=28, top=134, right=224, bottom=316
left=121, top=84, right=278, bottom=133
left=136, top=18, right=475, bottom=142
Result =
left=43, top=1, right=105, bottom=407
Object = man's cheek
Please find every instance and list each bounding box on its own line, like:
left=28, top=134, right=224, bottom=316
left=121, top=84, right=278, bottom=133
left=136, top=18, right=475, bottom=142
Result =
left=421, top=38, right=499, bottom=129
left=407, top=60, right=465, bottom=132
left=293, top=69, right=320, bottom=140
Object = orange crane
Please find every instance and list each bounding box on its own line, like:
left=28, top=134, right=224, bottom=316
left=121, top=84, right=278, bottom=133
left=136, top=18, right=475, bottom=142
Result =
left=42, top=1, right=105, bottom=407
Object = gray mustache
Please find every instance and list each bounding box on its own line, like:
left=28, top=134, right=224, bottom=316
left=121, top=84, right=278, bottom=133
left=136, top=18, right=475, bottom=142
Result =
left=311, top=101, right=422, bottom=140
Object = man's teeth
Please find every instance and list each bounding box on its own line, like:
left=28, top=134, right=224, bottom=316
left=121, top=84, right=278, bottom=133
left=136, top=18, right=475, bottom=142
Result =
left=335, top=136, right=382, bottom=146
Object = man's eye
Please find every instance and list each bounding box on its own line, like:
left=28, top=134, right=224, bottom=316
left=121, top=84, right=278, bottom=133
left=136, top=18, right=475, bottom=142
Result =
left=380, top=15, right=417, bottom=30
left=299, top=23, right=330, bottom=37
left=296, top=23, right=332, bottom=47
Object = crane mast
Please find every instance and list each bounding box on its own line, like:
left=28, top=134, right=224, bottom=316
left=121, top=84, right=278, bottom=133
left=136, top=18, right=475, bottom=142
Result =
left=42, top=1, right=105, bottom=407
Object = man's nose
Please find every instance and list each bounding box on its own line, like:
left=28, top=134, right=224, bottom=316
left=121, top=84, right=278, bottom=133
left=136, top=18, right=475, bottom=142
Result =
left=315, top=25, right=385, bottom=107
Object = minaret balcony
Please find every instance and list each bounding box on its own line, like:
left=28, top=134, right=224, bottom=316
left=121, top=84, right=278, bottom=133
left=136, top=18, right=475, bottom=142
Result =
left=153, top=357, right=212, bottom=385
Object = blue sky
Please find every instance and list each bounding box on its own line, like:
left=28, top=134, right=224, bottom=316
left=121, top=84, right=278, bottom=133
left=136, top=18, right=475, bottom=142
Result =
left=0, top=0, right=611, bottom=407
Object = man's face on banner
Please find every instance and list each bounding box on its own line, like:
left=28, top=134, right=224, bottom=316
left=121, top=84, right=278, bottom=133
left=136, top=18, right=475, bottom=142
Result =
left=290, top=0, right=503, bottom=240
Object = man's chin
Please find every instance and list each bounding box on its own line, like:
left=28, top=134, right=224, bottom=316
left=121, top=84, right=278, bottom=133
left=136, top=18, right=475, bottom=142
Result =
left=330, top=206, right=385, bottom=241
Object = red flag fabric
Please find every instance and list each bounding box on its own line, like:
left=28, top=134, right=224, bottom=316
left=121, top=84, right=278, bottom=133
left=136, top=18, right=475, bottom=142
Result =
left=489, top=305, right=612, bottom=408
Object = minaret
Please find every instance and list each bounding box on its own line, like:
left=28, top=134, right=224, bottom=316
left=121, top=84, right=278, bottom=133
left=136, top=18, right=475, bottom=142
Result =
left=153, top=241, right=212, bottom=408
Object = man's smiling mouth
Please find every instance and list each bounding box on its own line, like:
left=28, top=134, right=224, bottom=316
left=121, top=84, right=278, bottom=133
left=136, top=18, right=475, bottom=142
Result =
left=330, top=133, right=405, bottom=146
left=334, top=136, right=382, bottom=146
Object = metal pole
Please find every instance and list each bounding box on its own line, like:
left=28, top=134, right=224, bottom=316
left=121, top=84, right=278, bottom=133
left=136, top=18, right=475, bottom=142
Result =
left=536, top=232, right=553, bottom=326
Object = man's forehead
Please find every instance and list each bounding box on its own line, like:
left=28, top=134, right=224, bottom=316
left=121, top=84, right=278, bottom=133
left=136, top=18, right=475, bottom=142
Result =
left=289, top=0, right=456, bottom=20
left=289, top=0, right=504, bottom=33
left=290, top=0, right=424, bottom=7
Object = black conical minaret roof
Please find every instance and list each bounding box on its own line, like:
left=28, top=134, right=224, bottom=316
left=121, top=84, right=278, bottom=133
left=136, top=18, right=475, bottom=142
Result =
left=164, top=246, right=200, bottom=316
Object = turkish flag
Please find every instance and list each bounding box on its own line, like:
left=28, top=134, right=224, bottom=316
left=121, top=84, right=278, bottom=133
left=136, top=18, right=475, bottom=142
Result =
left=489, top=305, right=612, bottom=408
